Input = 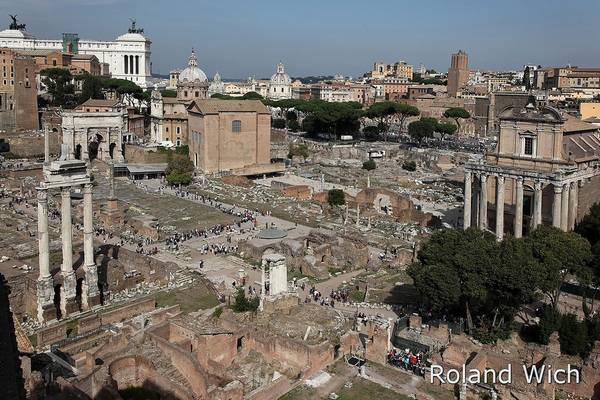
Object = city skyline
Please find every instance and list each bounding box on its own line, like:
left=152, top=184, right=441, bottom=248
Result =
left=2, top=0, right=600, bottom=79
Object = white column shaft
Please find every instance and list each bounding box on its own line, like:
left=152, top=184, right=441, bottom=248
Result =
left=61, top=188, right=73, bottom=272
left=83, top=184, right=94, bottom=268
left=495, top=176, right=505, bottom=240
left=552, top=185, right=562, bottom=228
left=560, top=183, right=569, bottom=231
left=37, top=189, right=50, bottom=279
left=463, top=171, right=472, bottom=229
left=533, top=182, right=543, bottom=228
left=478, top=175, right=488, bottom=230
left=514, top=179, right=524, bottom=238
left=568, top=182, right=578, bottom=230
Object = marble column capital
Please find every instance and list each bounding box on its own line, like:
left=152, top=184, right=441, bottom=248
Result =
left=553, top=184, right=563, bottom=194
left=37, top=188, right=48, bottom=202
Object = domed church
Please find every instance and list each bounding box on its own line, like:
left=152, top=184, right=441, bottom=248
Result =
left=177, top=50, right=209, bottom=101
left=268, top=62, right=292, bottom=100
left=150, top=50, right=210, bottom=145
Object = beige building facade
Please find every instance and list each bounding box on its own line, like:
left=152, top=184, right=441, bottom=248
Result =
left=188, top=100, right=274, bottom=175
left=464, top=104, right=600, bottom=239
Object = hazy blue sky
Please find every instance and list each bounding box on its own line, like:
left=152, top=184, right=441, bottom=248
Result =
left=1, top=0, right=599, bottom=79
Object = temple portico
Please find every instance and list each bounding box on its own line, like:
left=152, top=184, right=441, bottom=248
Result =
left=35, top=145, right=99, bottom=323
left=462, top=103, right=600, bottom=239
left=463, top=167, right=593, bottom=238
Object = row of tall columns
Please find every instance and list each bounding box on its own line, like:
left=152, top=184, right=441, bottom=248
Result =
left=464, top=171, right=582, bottom=239
left=36, top=189, right=55, bottom=322
left=36, top=185, right=98, bottom=322
left=82, top=184, right=100, bottom=310
left=463, top=172, right=472, bottom=229
left=495, top=176, right=505, bottom=240
left=478, top=175, right=488, bottom=230
left=533, top=182, right=542, bottom=228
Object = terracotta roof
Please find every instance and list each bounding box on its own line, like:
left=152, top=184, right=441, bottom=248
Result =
left=78, top=98, right=120, bottom=108
left=563, top=114, right=599, bottom=134
left=162, top=97, right=180, bottom=104
left=187, top=99, right=269, bottom=114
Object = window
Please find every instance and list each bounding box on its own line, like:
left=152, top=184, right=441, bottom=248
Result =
left=232, top=120, right=241, bottom=133
left=184, top=91, right=188, bottom=97
left=176, top=126, right=181, bottom=134
left=165, top=127, right=169, bottom=133
left=195, top=91, right=199, bottom=97
left=524, top=137, right=534, bottom=155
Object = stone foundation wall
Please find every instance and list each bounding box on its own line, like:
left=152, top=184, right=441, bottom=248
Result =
left=3, top=132, right=61, bottom=157
left=100, top=298, right=156, bottom=325
left=123, top=144, right=188, bottom=164
left=36, top=321, right=68, bottom=347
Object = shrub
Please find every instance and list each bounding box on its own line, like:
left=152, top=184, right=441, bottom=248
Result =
left=230, top=288, right=259, bottom=313
left=327, top=189, right=345, bottom=206
left=272, top=118, right=286, bottom=129
left=402, top=160, right=416, bottom=171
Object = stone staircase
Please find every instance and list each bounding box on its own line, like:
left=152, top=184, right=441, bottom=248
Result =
left=141, top=340, right=195, bottom=397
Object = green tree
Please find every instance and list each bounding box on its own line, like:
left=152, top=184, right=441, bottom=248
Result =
left=288, top=143, right=309, bottom=160
left=78, top=74, right=104, bottom=103
left=362, top=125, right=380, bottom=141
left=366, top=102, right=419, bottom=140
left=576, top=203, right=600, bottom=249
left=161, top=89, right=177, bottom=98
left=409, top=228, right=501, bottom=334
left=437, top=122, right=458, bottom=140
left=272, top=118, right=286, bottom=129
left=526, top=226, right=592, bottom=310
left=327, top=189, right=345, bottom=207
left=241, top=91, right=264, bottom=100
left=362, top=159, right=376, bottom=187
left=40, top=68, right=76, bottom=108
left=408, top=120, right=434, bottom=144
left=231, top=288, right=259, bottom=312
left=362, top=159, right=376, bottom=171
left=165, top=155, right=195, bottom=186
left=443, top=107, right=471, bottom=133
left=559, top=313, right=588, bottom=356
left=286, top=110, right=298, bottom=121
left=288, top=119, right=300, bottom=132
left=402, top=160, right=416, bottom=171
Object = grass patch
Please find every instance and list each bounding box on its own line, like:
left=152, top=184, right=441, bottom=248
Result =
left=154, top=284, right=219, bottom=314
left=278, top=385, right=317, bottom=400
left=66, top=319, right=79, bottom=338
left=28, top=334, right=37, bottom=348
left=417, top=380, right=455, bottom=400
left=338, top=377, right=411, bottom=400
left=349, top=290, right=365, bottom=302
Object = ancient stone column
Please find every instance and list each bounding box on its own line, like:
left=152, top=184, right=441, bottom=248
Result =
left=560, top=183, right=569, bottom=231
left=533, top=181, right=543, bottom=229
left=495, top=176, right=505, bottom=240
left=514, top=178, right=524, bottom=238
left=44, top=126, right=50, bottom=164
left=552, top=185, right=562, bottom=228
left=463, top=171, right=472, bottom=229
left=82, top=183, right=100, bottom=310
left=36, top=188, right=55, bottom=322
left=478, top=174, right=488, bottom=230
left=568, top=182, right=578, bottom=230
left=60, top=187, right=78, bottom=317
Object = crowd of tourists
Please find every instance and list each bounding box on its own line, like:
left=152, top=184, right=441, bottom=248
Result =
left=387, top=349, right=427, bottom=377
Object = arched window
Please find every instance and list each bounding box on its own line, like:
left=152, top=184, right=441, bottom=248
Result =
left=232, top=120, right=241, bottom=133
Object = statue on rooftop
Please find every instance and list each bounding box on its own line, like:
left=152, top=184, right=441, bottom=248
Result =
left=9, top=15, right=26, bottom=31
left=128, top=18, right=144, bottom=34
